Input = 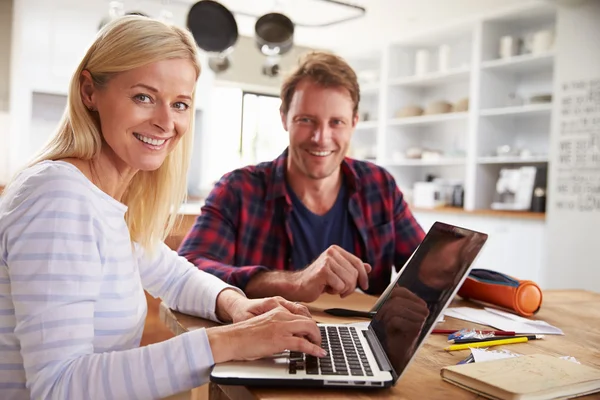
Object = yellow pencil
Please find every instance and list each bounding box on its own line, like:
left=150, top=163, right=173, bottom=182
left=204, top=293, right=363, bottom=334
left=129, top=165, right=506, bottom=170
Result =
left=444, top=336, right=529, bottom=351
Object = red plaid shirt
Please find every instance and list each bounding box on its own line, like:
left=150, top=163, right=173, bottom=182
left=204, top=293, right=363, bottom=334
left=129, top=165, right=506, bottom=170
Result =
left=179, top=150, right=425, bottom=295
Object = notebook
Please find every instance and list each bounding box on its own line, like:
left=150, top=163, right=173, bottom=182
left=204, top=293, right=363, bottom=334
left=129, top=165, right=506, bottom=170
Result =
left=441, top=354, right=600, bottom=400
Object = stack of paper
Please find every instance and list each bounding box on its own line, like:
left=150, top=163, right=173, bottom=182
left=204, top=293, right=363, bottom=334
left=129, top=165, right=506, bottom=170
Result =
left=443, top=307, right=564, bottom=335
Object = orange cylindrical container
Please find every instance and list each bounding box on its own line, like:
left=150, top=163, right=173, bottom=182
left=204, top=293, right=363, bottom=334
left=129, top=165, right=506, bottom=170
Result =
left=458, top=269, right=543, bottom=317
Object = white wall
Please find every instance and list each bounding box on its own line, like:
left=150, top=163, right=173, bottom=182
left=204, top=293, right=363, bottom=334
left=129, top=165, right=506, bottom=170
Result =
left=0, top=0, right=12, bottom=184
left=0, top=0, right=11, bottom=112
left=544, top=0, right=600, bottom=292
left=6, top=0, right=217, bottom=182
left=3, top=0, right=315, bottom=190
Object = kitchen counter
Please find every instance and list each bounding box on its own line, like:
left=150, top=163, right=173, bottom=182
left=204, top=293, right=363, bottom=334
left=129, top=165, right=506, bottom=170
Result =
left=412, top=206, right=546, bottom=220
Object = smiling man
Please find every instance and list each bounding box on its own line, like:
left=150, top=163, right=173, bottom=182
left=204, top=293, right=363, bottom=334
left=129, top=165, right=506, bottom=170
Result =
left=179, top=51, right=425, bottom=301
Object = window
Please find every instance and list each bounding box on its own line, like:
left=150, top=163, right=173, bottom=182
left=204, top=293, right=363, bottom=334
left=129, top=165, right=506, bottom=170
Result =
left=196, top=87, right=288, bottom=194
left=240, top=92, right=289, bottom=166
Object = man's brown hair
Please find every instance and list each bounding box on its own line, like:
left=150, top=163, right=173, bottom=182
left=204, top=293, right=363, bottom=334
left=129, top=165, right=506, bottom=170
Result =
left=280, top=51, right=360, bottom=117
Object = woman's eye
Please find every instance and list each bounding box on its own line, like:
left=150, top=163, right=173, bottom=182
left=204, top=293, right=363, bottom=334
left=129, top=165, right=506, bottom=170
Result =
left=173, top=102, right=190, bottom=111
left=134, top=94, right=152, bottom=103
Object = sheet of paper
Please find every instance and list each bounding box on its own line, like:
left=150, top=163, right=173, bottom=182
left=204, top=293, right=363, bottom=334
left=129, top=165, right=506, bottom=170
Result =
left=470, top=349, right=581, bottom=365
left=444, top=307, right=564, bottom=335
left=470, top=348, right=522, bottom=363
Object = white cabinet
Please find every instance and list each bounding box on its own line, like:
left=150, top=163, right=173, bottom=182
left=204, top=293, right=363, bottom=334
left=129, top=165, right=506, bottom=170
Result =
left=343, top=1, right=557, bottom=213
left=413, top=210, right=546, bottom=286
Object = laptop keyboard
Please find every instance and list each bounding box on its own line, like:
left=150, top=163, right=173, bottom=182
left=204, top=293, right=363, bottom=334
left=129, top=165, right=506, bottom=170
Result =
left=288, top=326, right=373, bottom=376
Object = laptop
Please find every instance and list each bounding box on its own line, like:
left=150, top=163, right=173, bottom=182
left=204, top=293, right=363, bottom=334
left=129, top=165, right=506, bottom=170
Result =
left=210, top=221, right=488, bottom=389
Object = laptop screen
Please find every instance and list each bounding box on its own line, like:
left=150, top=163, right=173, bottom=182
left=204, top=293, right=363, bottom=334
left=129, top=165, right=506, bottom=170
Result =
left=368, top=221, right=488, bottom=382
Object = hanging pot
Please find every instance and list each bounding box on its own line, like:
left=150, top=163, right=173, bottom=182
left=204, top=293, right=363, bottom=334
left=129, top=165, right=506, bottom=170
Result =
left=187, top=0, right=238, bottom=73
left=254, top=12, right=294, bottom=56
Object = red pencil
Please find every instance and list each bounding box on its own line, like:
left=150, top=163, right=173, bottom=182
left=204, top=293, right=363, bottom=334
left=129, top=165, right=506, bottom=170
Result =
left=431, top=329, right=516, bottom=336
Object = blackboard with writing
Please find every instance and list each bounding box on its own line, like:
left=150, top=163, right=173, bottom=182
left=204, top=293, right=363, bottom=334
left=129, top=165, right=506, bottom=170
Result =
left=555, top=77, right=600, bottom=212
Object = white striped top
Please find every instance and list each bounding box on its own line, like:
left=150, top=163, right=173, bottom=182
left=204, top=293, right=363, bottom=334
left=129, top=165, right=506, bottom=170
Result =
left=0, top=160, right=238, bottom=400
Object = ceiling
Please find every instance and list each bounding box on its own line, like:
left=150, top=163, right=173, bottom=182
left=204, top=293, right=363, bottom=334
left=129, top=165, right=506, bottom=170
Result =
left=179, top=0, right=532, bottom=54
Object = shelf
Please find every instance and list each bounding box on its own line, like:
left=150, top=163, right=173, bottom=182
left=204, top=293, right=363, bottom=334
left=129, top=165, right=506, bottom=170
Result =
left=355, top=121, right=378, bottom=130
left=411, top=206, right=546, bottom=220
left=481, top=52, right=554, bottom=74
left=383, top=158, right=466, bottom=167
left=388, top=112, right=468, bottom=126
left=388, top=67, right=470, bottom=88
left=477, top=156, right=549, bottom=164
left=479, top=103, right=552, bottom=117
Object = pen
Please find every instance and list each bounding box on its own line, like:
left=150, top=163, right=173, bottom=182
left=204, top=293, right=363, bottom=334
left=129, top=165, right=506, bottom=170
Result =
left=449, top=335, right=544, bottom=344
left=456, top=353, right=474, bottom=365
left=444, top=336, right=530, bottom=351
left=432, top=329, right=516, bottom=336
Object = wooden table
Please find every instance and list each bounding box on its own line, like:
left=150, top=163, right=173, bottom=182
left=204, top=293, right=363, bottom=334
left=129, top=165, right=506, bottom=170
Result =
left=160, top=290, right=600, bottom=400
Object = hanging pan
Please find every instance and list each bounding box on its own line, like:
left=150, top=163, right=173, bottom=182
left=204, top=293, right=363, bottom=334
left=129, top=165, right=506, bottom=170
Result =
left=186, top=0, right=239, bottom=73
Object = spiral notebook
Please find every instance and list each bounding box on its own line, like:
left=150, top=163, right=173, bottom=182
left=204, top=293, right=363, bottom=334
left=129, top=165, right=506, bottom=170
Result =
left=441, top=354, right=600, bottom=400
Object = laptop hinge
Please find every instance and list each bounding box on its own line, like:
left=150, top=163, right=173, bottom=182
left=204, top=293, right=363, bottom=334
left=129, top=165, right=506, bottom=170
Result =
left=363, top=328, right=392, bottom=372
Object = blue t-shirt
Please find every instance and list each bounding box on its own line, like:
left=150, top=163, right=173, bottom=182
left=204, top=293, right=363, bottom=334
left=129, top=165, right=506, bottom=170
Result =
left=287, top=179, right=355, bottom=270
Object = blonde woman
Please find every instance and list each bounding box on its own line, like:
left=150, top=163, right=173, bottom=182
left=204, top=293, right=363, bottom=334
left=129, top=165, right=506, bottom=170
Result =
left=0, top=16, right=324, bottom=400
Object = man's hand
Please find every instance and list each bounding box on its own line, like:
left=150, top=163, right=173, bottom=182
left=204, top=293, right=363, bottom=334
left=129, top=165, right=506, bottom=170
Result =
left=292, top=245, right=372, bottom=302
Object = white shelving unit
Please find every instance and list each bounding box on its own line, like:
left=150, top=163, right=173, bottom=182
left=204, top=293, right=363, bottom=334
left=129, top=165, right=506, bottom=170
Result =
left=388, top=112, right=468, bottom=126
left=347, top=1, right=556, bottom=212
left=388, top=67, right=470, bottom=88
left=480, top=52, right=554, bottom=73
left=480, top=103, right=553, bottom=117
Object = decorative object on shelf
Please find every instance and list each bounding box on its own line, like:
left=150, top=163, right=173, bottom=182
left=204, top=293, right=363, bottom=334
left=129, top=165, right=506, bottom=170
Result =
left=529, top=93, right=552, bottom=104
left=531, top=29, right=554, bottom=55
left=452, top=97, right=469, bottom=112
left=395, top=105, right=423, bottom=118
left=452, top=184, right=465, bottom=208
left=424, top=100, right=452, bottom=115
left=421, top=150, right=443, bottom=161
left=404, top=147, right=423, bottom=159
left=438, top=44, right=451, bottom=72
left=360, top=111, right=370, bottom=121
left=415, top=49, right=431, bottom=76
left=491, top=166, right=538, bottom=211
left=532, top=187, right=547, bottom=213
left=413, top=181, right=444, bottom=209
left=350, top=145, right=377, bottom=161
left=413, top=178, right=463, bottom=209
left=492, top=145, right=539, bottom=159
left=499, top=35, right=520, bottom=59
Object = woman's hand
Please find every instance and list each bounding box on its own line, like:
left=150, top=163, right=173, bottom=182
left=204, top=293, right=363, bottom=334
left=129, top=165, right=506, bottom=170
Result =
left=206, top=306, right=326, bottom=363
left=229, top=296, right=312, bottom=323
left=216, top=289, right=311, bottom=323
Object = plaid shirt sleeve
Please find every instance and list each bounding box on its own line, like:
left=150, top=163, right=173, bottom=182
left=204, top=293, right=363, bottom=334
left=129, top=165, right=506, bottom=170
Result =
left=177, top=175, right=269, bottom=290
left=390, top=174, right=426, bottom=271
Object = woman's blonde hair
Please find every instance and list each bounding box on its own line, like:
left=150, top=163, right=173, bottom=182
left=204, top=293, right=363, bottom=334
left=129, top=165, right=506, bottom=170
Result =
left=28, top=15, right=201, bottom=251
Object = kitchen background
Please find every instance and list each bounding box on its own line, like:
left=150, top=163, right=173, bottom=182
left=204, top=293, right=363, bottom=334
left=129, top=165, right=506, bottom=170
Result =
left=0, top=0, right=599, bottom=294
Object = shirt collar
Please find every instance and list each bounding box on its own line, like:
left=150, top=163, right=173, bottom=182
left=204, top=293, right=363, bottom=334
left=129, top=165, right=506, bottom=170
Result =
left=266, top=147, right=362, bottom=201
